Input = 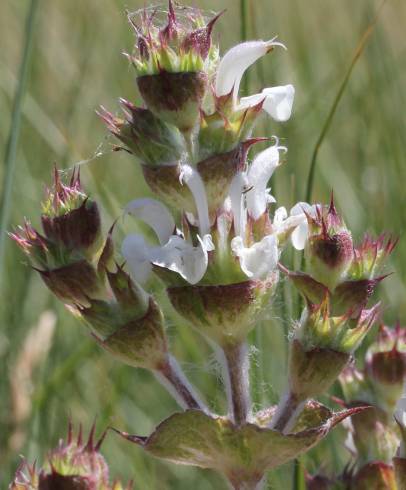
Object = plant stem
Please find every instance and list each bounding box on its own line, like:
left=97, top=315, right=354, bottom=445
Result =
left=222, top=341, right=251, bottom=425
left=0, top=0, right=39, bottom=281
left=155, top=354, right=207, bottom=412
left=269, top=391, right=305, bottom=434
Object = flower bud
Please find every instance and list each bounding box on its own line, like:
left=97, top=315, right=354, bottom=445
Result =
left=296, top=297, right=379, bottom=356
left=282, top=202, right=394, bottom=318
left=99, top=101, right=185, bottom=166
left=79, top=265, right=168, bottom=370
left=41, top=168, right=102, bottom=260
left=305, top=201, right=353, bottom=291
left=128, top=3, right=221, bottom=133
left=288, top=339, right=349, bottom=401
left=137, top=71, right=208, bottom=133
left=287, top=298, right=379, bottom=402
left=349, top=234, right=398, bottom=280
left=11, top=169, right=104, bottom=305
left=365, top=324, right=406, bottom=413
left=9, top=424, right=131, bottom=490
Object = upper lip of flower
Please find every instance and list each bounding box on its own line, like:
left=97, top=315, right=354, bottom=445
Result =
left=214, top=39, right=295, bottom=122
left=229, top=139, right=285, bottom=236
left=226, top=140, right=291, bottom=280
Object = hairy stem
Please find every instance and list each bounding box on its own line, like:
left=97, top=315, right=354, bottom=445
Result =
left=221, top=341, right=251, bottom=425
left=155, top=354, right=207, bottom=412
left=269, top=391, right=305, bottom=434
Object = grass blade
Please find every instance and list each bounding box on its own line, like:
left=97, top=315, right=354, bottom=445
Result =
left=0, top=0, right=39, bottom=280
left=304, top=0, right=386, bottom=203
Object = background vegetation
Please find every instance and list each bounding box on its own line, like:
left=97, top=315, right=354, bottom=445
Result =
left=1, top=0, right=405, bottom=488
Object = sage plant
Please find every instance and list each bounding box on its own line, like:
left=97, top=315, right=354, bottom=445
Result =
left=10, top=2, right=401, bottom=489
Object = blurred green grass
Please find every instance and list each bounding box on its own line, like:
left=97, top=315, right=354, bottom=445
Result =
left=1, top=0, right=405, bottom=488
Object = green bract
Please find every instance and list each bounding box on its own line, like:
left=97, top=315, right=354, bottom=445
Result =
left=117, top=402, right=365, bottom=489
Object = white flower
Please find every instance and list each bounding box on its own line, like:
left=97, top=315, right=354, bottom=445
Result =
left=239, top=85, right=295, bottom=122
left=179, top=164, right=211, bottom=236
left=229, top=171, right=249, bottom=238
left=125, top=198, right=175, bottom=245
left=215, top=39, right=295, bottom=122
left=272, top=202, right=320, bottom=250
left=245, top=141, right=285, bottom=220
left=227, top=141, right=285, bottom=279
left=122, top=171, right=214, bottom=285
left=121, top=233, right=153, bottom=285
left=150, top=233, right=214, bottom=284
left=289, top=202, right=319, bottom=250
left=231, top=235, right=278, bottom=279
left=229, top=141, right=285, bottom=237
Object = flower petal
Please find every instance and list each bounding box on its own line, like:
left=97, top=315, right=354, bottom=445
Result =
left=289, top=202, right=320, bottom=250
left=239, top=84, right=295, bottom=122
left=180, top=165, right=211, bottom=236
left=246, top=144, right=284, bottom=220
left=215, top=39, right=286, bottom=101
left=151, top=234, right=214, bottom=285
left=121, top=234, right=153, bottom=284
left=125, top=198, right=175, bottom=245
left=290, top=201, right=315, bottom=217
left=231, top=234, right=279, bottom=279
left=229, top=172, right=249, bottom=238
left=291, top=222, right=309, bottom=251
left=273, top=206, right=288, bottom=228
left=261, top=85, right=295, bottom=121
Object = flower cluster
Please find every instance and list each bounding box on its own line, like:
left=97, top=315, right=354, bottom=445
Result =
left=269, top=201, right=394, bottom=434
left=9, top=424, right=131, bottom=490
left=10, top=2, right=399, bottom=489
left=306, top=323, right=406, bottom=489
